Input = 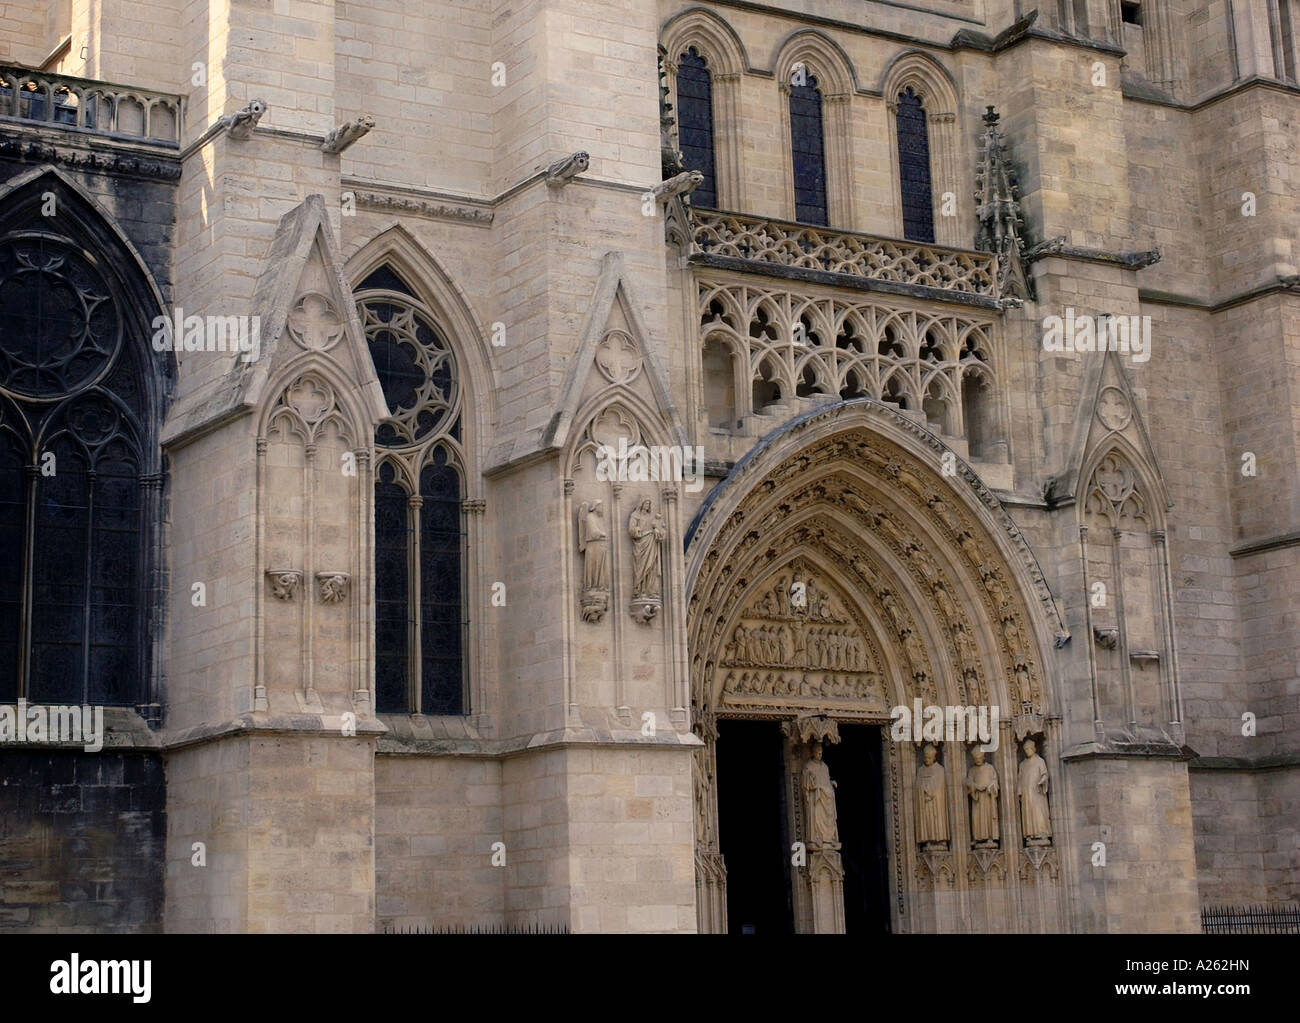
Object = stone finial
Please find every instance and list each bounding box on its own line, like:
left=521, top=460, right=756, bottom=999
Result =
left=974, top=105, right=1030, bottom=301
left=659, top=48, right=685, bottom=179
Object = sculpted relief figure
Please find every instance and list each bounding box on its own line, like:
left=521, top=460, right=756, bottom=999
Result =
left=1017, top=738, right=1052, bottom=844
left=628, top=499, right=666, bottom=598
left=915, top=743, right=949, bottom=847
left=577, top=500, right=609, bottom=623
left=803, top=740, right=839, bottom=846
left=965, top=747, right=1000, bottom=847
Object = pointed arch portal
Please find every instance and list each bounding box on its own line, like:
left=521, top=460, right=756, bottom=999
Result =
left=685, top=400, right=1071, bottom=933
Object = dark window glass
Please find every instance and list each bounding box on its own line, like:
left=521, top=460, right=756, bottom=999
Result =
left=896, top=88, right=935, bottom=243
left=419, top=451, right=462, bottom=716
left=358, top=264, right=416, bottom=296
left=374, top=461, right=410, bottom=714
left=676, top=48, right=718, bottom=208
left=0, top=232, right=150, bottom=706
left=359, top=269, right=467, bottom=716
left=789, top=76, right=828, bottom=226
left=0, top=423, right=22, bottom=701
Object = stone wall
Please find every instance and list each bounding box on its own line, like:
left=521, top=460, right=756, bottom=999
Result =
left=0, top=751, right=165, bottom=932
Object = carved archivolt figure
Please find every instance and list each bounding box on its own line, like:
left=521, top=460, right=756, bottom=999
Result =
left=577, top=500, right=609, bottom=622
left=1017, top=738, right=1052, bottom=844
left=628, top=499, right=666, bottom=599
left=915, top=743, right=949, bottom=846
left=803, top=740, right=839, bottom=846
left=965, top=747, right=1000, bottom=847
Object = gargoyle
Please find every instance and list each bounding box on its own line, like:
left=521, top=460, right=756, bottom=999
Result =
left=321, top=113, right=375, bottom=154
left=222, top=98, right=267, bottom=140
left=652, top=169, right=704, bottom=203
left=546, top=151, right=589, bottom=188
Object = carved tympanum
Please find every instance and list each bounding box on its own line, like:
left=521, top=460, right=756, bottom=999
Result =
left=715, top=559, right=885, bottom=710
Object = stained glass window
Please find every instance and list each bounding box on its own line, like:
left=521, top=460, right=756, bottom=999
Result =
left=897, top=87, right=935, bottom=243
left=358, top=270, right=466, bottom=716
left=789, top=75, right=828, bottom=226
left=676, top=48, right=718, bottom=209
left=0, top=228, right=151, bottom=705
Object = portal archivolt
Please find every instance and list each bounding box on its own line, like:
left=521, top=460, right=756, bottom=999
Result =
left=685, top=400, right=1070, bottom=932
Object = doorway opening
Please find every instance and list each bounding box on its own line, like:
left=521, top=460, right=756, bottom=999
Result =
left=715, top=718, right=792, bottom=934
left=821, top=723, right=892, bottom=933
left=714, top=718, right=891, bottom=933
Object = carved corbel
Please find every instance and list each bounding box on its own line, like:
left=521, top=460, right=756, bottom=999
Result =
left=315, top=571, right=350, bottom=604
left=321, top=113, right=375, bottom=154
left=1092, top=625, right=1119, bottom=650
left=265, top=568, right=303, bottom=601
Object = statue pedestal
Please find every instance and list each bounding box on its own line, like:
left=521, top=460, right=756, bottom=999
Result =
left=806, top=842, right=845, bottom=934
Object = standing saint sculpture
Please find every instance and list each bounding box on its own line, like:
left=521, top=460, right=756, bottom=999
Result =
left=965, top=747, right=1000, bottom=847
left=627, top=499, right=667, bottom=623
left=802, top=740, right=839, bottom=846
left=915, top=743, right=949, bottom=847
left=1017, top=737, right=1052, bottom=844
left=576, top=500, right=609, bottom=623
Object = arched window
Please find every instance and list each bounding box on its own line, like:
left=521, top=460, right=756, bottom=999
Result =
left=0, top=222, right=158, bottom=706
left=789, top=74, right=828, bottom=226
left=357, top=265, right=467, bottom=716
left=896, top=87, right=935, bottom=243
left=675, top=47, right=718, bottom=209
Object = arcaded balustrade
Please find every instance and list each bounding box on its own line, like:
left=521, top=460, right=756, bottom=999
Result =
left=689, top=207, right=999, bottom=299
left=0, top=65, right=181, bottom=146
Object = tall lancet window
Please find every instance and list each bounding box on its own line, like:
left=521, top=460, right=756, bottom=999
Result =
left=676, top=47, right=718, bottom=208
left=789, top=74, right=829, bottom=226
left=357, top=265, right=467, bottom=716
left=896, top=87, right=935, bottom=243
left=0, top=217, right=162, bottom=707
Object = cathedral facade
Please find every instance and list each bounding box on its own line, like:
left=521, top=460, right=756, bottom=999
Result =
left=0, top=0, right=1295, bottom=933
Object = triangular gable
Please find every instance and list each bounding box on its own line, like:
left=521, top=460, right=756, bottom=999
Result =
left=161, top=194, right=387, bottom=447
left=1044, top=347, right=1171, bottom=509
left=541, top=250, right=687, bottom=454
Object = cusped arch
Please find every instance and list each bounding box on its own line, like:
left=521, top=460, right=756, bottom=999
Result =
left=686, top=399, right=1068, bottom=715
left=258, top=357, right=370, bottom=449
left=566, top=389, right=676, bottom=478
left=661, top=6, right=750, bottom=75
left=0, top=165, right=174, bottom=442
left=1079, top=437, right=1168, bottom=529
left=771, top=29, right=858, bottom=95
left=345, top=223, right=497, bottom=481
left=879, top=50, right=959, bottom=114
